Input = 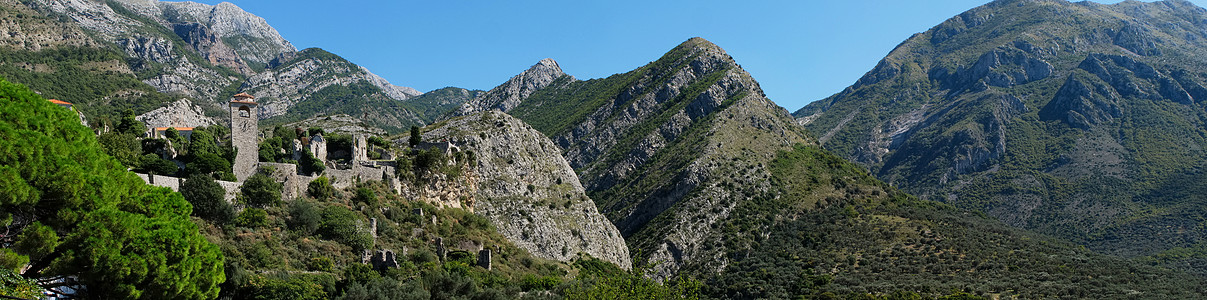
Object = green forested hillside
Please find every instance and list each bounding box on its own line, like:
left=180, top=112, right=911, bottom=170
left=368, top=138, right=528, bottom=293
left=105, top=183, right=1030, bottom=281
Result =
left=480, top=37, right=1207, bottom=298
left=796, top=0, right=1207, bottom=272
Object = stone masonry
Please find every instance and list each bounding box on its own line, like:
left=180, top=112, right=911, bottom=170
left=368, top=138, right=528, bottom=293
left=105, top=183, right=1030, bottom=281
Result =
left=230, top=93, right=259, bottom=181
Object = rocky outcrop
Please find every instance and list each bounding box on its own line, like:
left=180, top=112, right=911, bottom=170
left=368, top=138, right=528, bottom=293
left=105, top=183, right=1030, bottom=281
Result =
left=361, top=66, right=422, bottom=100
left=172, top=22, right=251, bottom=75
left=470, top=38, right=812, bottom=278
left=930, top=40, right=1054, bottom=91
left=135, top=98, right=217, bottom=129
left=449, top=58, right=569, bottom=117
left=420, top=111, right=631, bottom=269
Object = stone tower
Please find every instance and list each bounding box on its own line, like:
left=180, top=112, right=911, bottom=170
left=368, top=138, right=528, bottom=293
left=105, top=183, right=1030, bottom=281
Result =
left=230, top=93, right=258, bottom=181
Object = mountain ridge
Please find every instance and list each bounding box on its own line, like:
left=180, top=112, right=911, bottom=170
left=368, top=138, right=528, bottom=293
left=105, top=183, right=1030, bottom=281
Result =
left=794, top=0, right=1207, bottom=271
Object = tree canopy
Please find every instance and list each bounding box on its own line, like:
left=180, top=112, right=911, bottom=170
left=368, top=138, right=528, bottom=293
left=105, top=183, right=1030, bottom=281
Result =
left=0, top=78, right=224, bottom=299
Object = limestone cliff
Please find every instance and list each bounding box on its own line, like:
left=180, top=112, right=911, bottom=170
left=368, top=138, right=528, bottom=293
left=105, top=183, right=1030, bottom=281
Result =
left=420, top=111, right=632, bottom=269
left=135, top=98, right=216, bottom=129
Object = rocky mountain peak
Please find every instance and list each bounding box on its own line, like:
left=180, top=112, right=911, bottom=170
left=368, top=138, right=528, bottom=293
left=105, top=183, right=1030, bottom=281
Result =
left=447, top=58, right=571, bottom=118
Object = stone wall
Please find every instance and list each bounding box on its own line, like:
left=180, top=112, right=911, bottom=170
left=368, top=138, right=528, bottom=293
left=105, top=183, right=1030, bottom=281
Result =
left=135, top=173, right=241, bottom=202
left=325, top=162, right=395, bottom=190
left=136, top=173, right=182, bottom=191
left=260, top=162, right=314, bottom=201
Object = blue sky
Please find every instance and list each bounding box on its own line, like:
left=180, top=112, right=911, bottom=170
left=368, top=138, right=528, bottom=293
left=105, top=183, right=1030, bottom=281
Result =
left=187, top=0, right=1206, bottom=112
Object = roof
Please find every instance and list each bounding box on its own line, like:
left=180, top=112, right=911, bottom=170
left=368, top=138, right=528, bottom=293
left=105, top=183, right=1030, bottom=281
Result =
left=48, top=99, right=72, bottom=105
left=154, top=127, right=195, bottom=131
left=232, top=92, right=255, bottom=99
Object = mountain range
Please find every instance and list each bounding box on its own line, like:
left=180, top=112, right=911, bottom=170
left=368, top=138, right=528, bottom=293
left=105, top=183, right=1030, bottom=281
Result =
left=6, top=0, right=1207, bottom=298
left=796, top=0, right=1207, bottom=274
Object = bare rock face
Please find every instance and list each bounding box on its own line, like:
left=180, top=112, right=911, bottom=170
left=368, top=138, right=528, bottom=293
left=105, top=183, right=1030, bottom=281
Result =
left=33, top=0, right=239, bottom=102
left=0, top=0, right=99, bottom=50
left=135, top=98, right=217, bottom=129
left=172, top=22, right=252, bottom=75
left=160, top=1, right=296, bottom=66
left=420, top=111, right=632, bottom=269
left=449, top=58, right=570, bottom=117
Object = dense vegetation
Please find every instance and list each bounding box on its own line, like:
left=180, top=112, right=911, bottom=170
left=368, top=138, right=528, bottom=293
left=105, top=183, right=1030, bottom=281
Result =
left=0, top=78, right=224, bottom=298
left=707, top=145, right=1206, bottom=298
left=0, top=46, right=177, bottom=120
left=402, top=87, right=482, bottom=123
left=794, top=0, right=1207, bottom=273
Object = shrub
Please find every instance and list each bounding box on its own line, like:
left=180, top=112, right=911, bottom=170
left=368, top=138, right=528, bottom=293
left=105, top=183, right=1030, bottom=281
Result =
left=138, top=153, right=179, bottom=175
left=236, top=208, right=269, bottom=228
left=413, top=148, right=445, bottom=177
left=307, top=176, right=335, bottom=200
left=186, top=151, right=233, bottom=178
left=181, top=174, right=235, bottom=224
left=241, top=172, right=282, bottom=207
left=299, top=149, right=325, bottom=176
left=288, top=199, right=321, bottom=235
left=318, top=205, right=373, bottom=251
left=352, top=187, right=377, bottom=206
left=394, top=156, right=415, bottom=182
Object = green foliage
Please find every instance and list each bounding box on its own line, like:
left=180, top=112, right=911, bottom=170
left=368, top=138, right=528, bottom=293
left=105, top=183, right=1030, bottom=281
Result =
left=0, top=78, right=223, bottom=299
left=236, top=273, right=327, bottom=300
left=409, top=125, right=421, bottom=147
left=394, top=155, right=415, bottom=182
left=352, top=187, right=378, bottom=206
left=98, top=132, right=142, bottom=167
left=299, top=149, right=325, bottom=175
left=241, top=172, right=282, bottom=208
left=400, top=87, right=482, bottom=123
left=339, top=277, right=429, bottom=300
left=287, top=199, right=322, bottom=235
left=186, top=152, right=233, bottom=179
left=138, top=153, right=180, bottom=175
left=14, top=222, right=58, bottom=261
left=318, top=205, right=374, bottom=251
left=235, top=208, right=269, bottom=228
left=565, top=257, right=701, bottom=299
left=0, top=47, right=178, bottom=120
left=0, top=268, right=44, bottom=299
left=181, top=174, right=234, bottom=224
left=412, top=147, right=446, bottom=179
left=0, top=248, right=29, bottom=271
left=307, top=176, right=336, bottom=200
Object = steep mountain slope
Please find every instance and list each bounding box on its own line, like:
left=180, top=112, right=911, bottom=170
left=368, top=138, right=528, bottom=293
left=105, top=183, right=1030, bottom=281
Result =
left=450, top=58, right=568, bottom=118
left=452, top=37, right=1207, bottom=297
left=420, top=111, right=631, bottom=269
left=0, top=0, right=426, bottom=130
left=405, top=87, right=481, bottom=123
left=794, top=0, right=1207, bottom=268
left=244, top=48, right=423, bottom=133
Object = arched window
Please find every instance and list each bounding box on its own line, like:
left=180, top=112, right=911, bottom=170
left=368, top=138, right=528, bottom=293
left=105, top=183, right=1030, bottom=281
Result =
left=238, top=106, right=251, bottom=118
